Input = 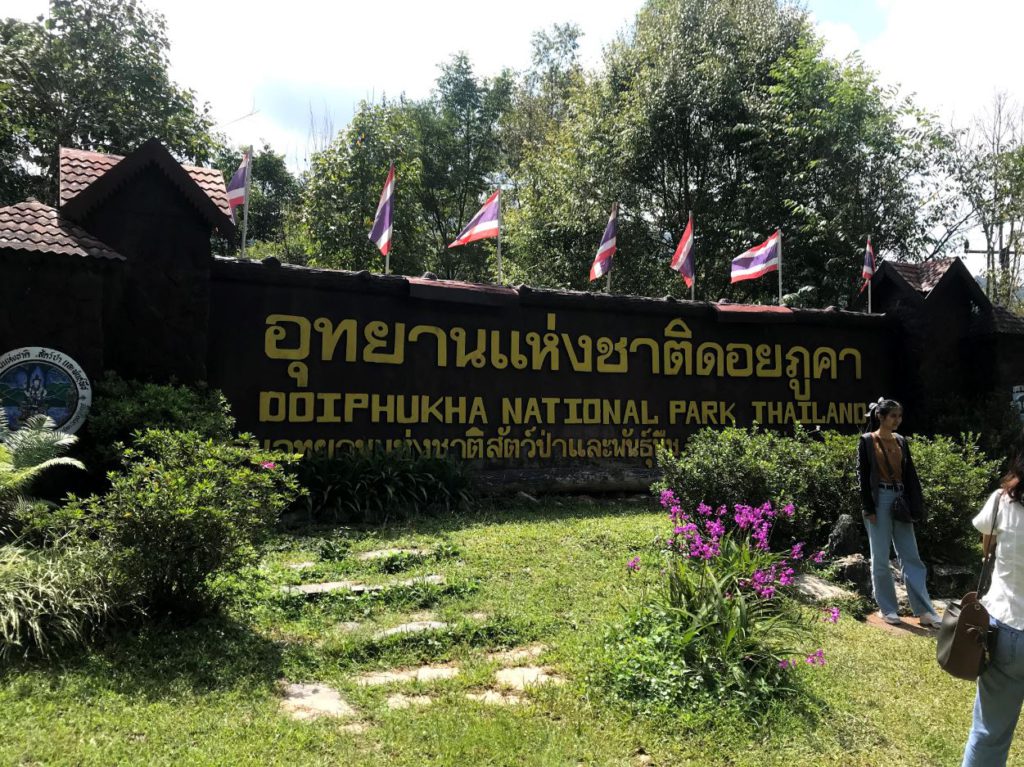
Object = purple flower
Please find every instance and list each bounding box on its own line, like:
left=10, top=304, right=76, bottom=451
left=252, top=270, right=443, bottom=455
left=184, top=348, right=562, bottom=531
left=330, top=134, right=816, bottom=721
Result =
left=779, top=658, right=797, bottom=670
left=791, top=542, right=805, bottom=560
left=823, top=606, right=840, bottom=624
left=812, top=550, right=826, bottom=565
left=805, top=649, right=826, bottom=666
left=626, top=556, right=641, bottom=572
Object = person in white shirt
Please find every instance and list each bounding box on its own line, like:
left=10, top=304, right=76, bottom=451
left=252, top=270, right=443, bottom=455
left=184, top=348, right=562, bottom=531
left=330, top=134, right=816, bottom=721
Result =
left=963, top=454, right=1024, bottom=766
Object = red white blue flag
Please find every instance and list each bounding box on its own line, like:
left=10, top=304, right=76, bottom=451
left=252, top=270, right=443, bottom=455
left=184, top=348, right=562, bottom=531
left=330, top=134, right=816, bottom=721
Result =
left=670, top=213, right=695, bottom=287
left=449, top=189, right=500, bottom=248
left=226, top=150, right=250, bottom=222
left=862, top=235, right=875, bottom=285
left=369, top=163, right=395, bottom=256
left=589, top=203, right=618, bottom=281
left=731, top=230, right=782, bottom=284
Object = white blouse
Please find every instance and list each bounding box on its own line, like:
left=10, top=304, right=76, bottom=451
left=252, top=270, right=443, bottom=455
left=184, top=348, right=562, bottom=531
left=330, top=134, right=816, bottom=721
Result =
left=974, top=490, right=1024, bottom=631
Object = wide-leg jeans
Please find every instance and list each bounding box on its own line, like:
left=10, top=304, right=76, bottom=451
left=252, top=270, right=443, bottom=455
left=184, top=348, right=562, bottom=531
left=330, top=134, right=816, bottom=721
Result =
left=865, top=486, right=935, bottom=616
left=963, top=620, right=1024, bottom=766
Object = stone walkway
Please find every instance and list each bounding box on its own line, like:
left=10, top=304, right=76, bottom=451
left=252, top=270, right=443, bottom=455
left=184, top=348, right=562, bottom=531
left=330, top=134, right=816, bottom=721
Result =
left=282, top=574, right=445, bottom=597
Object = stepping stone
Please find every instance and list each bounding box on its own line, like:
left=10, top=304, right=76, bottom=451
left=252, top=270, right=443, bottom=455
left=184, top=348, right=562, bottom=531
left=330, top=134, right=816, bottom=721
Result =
left=864, top=612, right=937, bottom=637
left=386, top=693, right=433, bottom=710
left=357, top=548, right=431, bottom=561
left=287, top=561, right=316, bottom=570
left=468, top=612, right=489, bottom=621
left=793, top=573, right=856, bottom=602
left=335, top=621, right=363, bottom=633
left=487, top=644, right=546, bottom=665
left=374, top=621, right=448, bottom=639
left=279, top=682, right=357, bottom=720
left=466, top=690, right=523, bottom=706
left=494, top=666, right=564, bottom=690
left=341, top=722, right=369, bottom=734
left=354, top=664, right=460, bottom=686
left=282, top=574, right=445, bottom=597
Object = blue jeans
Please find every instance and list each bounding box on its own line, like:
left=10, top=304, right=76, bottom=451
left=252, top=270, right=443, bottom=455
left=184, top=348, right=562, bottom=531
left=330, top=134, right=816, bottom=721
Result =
left=963, top=620, right=1024, bottom=766
left=865, top=486, right=935, bottom=616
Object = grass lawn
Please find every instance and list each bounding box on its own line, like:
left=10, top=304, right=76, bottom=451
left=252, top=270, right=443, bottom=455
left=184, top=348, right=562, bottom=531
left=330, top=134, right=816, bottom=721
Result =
left=0, top=499, right=1003, bottom=766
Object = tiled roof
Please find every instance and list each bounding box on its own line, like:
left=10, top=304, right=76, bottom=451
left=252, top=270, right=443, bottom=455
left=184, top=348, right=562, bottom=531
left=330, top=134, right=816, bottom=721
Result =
left=0, top=200, right=125, bottom=260
left=989, top=305, right=1024, bottom=335
left=885, top=258, right=955, bottom=293
left=59, top=147, right=231, bottom=219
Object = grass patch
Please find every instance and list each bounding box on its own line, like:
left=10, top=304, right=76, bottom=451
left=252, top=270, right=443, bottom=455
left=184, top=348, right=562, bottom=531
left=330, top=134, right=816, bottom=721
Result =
left=0, top=499, right=1005, bottom=765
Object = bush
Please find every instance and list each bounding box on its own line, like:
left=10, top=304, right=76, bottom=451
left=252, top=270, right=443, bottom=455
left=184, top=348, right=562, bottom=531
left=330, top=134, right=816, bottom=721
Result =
left=656, top=427, right=999, bottom=559
left=655, top=426, right=859, bottom=548
left=599, top=493, right=832, bottom=714
left=77, top=373, right=235, bottom=474
left=0, top=543, right=115, bottom=660
left=911, top=434, right=999, bottom=562
left=67, top=430, right=300, bottom=616
left=290, top=449, right=474, bottom=525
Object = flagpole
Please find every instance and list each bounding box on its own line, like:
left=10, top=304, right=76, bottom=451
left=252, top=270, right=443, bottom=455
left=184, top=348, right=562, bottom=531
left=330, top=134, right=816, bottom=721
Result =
left=777, top=228, right=783, bottom=305
left=240, top=147, right=253, bottom=259
left=689, top=210, right=695, bottom=301
left=496, top=187, right=503, bottom=284
left=385, top=166, right=392, bottom=276
left=868, top=277, right=872, bottom=314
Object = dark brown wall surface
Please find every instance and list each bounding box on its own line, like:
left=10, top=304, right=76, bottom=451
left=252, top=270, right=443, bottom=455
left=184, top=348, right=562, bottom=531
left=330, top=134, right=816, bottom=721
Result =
left=208, top=259, right=899, bottom=467
left=0, top=249, right=112, bottom=377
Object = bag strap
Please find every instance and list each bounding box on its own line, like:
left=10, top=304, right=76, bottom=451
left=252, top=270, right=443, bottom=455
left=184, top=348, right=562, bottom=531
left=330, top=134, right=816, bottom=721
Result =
left=873, top=433, right=901, bottom=484
left=977, top=493, right=1000, bottom=597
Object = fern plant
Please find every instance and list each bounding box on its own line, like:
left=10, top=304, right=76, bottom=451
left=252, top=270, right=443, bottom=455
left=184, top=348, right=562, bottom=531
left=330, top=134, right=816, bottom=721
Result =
left=0, top=411, right=85, bottom=529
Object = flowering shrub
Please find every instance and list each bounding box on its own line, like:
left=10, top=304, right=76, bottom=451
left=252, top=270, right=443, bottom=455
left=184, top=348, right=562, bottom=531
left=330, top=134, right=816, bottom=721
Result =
left=600, top=490, right=838, bottom=714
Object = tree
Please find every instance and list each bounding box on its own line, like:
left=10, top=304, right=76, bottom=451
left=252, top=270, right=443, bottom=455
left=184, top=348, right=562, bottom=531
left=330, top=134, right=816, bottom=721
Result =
left=505, top=0, right=952, bottom=305
left=0, top=0, right=215, bottom=205
left=212, top=144, right=302, bottom=258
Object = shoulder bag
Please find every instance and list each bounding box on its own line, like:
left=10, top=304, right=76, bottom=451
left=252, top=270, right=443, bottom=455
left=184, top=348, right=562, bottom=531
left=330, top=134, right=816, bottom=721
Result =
left=936, top=496, right=999, bottom=681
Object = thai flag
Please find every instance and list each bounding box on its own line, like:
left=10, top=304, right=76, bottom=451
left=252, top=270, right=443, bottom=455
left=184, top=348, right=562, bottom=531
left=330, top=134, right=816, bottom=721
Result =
left=589, top=203, right=618, bottom=281
left=862, top=235, right=875, bottom=281
left=449, top=189, right=500, bottom=248
left=731, top=230, right=782, bottom=284
left=669, top=213, right=695, bottom=287
left=369, top=163, right=395, bottom=256
left=226, top=151, right=249, bottom=222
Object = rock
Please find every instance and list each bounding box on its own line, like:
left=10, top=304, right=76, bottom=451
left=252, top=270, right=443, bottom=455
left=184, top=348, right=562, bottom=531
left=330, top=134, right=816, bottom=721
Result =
left=282, top=580, right=382, bottom=596
left=466, top=690, right=523, bottom=705
left=279, top=683, right=356, bottom=720
left=833, top=553, right=872, bottom=594
left=517, top=491, right=540, bottom=504
left=386, top=693, right=433, bottom=710
left=929, top=564, right=977, bottom=598
left=340, top=722, right=369, bottom=734
left=792, top=573, right=857, bottom=602
left=494, top=666, right=565, bottom=690
left=356, top=548, right=430, bottom=561
left=335, top=621, right=362, bottom=633
left=287, top=561, right=316, bottom=570
left=398, top=575, right=445, bottom=587
left=354, top=664, right=460, bottom=687
left=486, top=644, right=546, bottom=665
left=827, top=514, right=866, bottom=556
left=374, top=621, right=448, bottom=639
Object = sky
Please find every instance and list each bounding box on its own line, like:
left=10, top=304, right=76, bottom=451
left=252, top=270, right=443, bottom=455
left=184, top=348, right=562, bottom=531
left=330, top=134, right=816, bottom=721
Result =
left=2, top=0, right=1022, bottom=269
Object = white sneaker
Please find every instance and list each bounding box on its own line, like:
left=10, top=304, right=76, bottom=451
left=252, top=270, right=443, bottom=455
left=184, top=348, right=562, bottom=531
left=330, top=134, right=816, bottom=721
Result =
left=919, top=612, right=943, bottom=628
left=881, top=611, right=902, bottom=625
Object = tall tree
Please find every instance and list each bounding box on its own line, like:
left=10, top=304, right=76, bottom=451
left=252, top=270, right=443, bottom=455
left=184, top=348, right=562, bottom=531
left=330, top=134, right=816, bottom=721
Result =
left=0, top=0, right=215, bottom=205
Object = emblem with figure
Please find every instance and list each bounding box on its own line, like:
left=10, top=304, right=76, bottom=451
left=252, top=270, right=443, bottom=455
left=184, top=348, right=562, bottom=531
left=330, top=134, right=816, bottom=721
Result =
left=0, top=347, right=92, bottom=433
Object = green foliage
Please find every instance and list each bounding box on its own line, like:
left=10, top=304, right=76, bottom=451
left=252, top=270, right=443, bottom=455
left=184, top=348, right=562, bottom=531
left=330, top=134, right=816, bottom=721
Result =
left=0, top=0, right=216, bottom=205
left=0, top=412, right=85, bottom=535
left=656, top=426, right=1000, bottom=560
left=291, top=449, right=475, bottom=525
left=0, top=543, right=115, bottom=660
left=66, top=430, right=299, bottom=616
left=600, top=508, right=810, bottom=714
left=910, top=434, right=1000, bottom=562
left=80, top=372, right=234, bottom=473
left=656, top=426, right=858, bottom=546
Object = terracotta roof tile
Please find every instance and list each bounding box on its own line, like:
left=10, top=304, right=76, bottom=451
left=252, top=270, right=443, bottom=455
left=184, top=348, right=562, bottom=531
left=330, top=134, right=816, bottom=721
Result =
left=59, top=147, right=231, bottom=219
left=0, top=200, right=125, bottom=260
left=886, top=258, right=955, bottom=293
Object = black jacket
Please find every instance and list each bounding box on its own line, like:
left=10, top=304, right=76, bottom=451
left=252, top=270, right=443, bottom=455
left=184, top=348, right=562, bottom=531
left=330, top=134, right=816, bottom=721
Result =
left=856, top=432, right=926, bottom=522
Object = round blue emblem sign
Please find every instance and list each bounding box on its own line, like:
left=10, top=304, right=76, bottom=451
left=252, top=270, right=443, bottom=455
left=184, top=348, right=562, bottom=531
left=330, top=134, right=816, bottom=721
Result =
left=0, top=347, right=92, bottom=433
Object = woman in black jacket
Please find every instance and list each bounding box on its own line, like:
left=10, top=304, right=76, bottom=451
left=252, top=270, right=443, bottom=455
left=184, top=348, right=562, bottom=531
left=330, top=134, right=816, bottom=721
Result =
left=856, top=397, right=942, bottom=628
